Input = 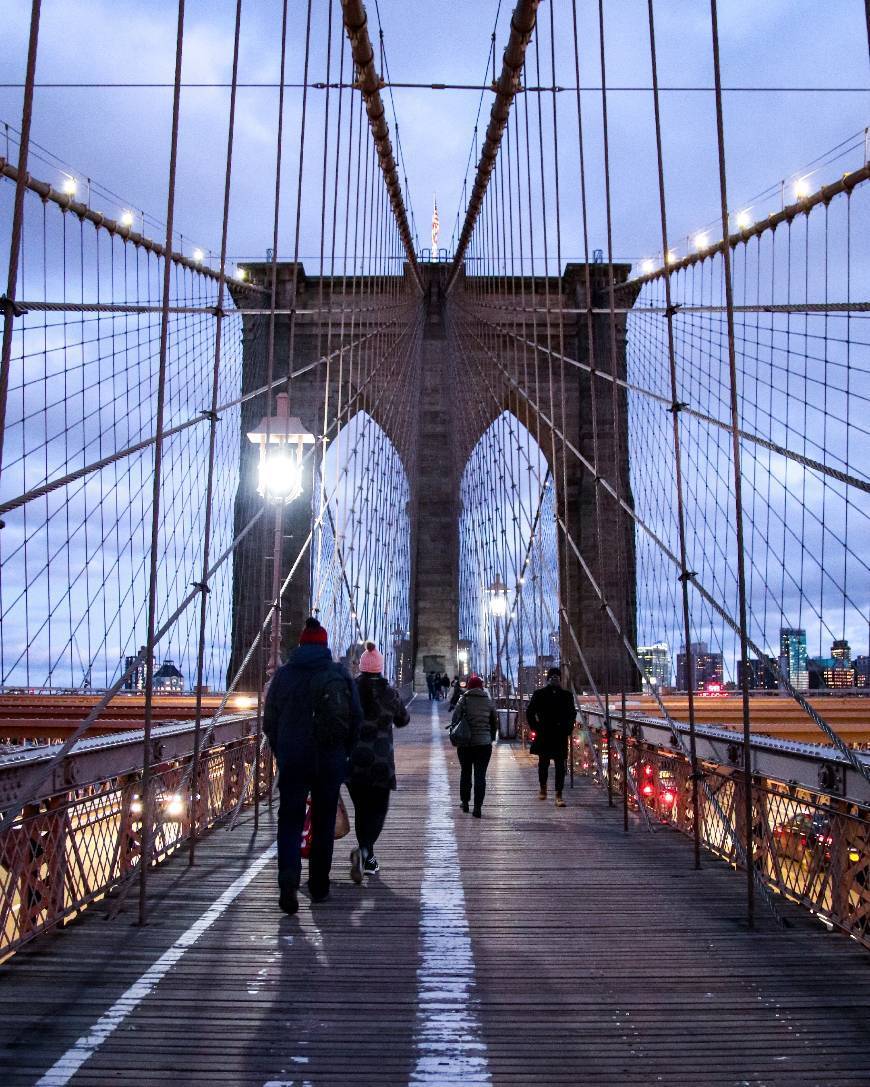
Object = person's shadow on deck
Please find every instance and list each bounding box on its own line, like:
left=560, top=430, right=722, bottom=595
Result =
left=241, top=870, right=420, bottom=1087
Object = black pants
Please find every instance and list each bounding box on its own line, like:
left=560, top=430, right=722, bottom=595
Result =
left=538, top=755, right=566, bottom=794
left=347, top=781, right=390, bottom=858
left=458, top=743, right=492, bottom=812
left=276, top=747, right=347, bottom=897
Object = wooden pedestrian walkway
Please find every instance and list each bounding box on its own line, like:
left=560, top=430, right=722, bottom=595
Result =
left=2, top=699, right=869, bottom=1086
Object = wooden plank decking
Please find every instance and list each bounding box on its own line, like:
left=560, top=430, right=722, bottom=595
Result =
left=1, top=699, right=869, bottom=1086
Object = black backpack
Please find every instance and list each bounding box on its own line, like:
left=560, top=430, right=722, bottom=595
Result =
left=309, top=667, right=353, bottom=748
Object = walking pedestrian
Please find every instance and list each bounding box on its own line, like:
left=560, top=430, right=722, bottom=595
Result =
left=526, top=666, right=576, bottom=808
left=440, top=673, right=451, bottom=700
left=426, top=671, right=436, bottom=701
left=347, top=641, right=410, bottom=883
left=448, top=674, right=463, bottom=709
left=450, top=674, right=498, bottom=818
left=263, top=617, right=362, bottom=914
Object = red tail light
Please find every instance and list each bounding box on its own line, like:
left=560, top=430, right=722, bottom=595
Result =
left=641, top=783, right=655, bottom=797
left=529, top=730, right=537, bottom=741
left=662, top=790, right=675, bottom=805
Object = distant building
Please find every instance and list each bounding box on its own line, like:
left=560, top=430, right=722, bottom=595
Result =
left=737, top=655, right=778, bottom=690
left=519, top=664, right=539, bottom=694
left=520, top=655, right=556, bottom=692
left=854, top=655, right=870, bottom=688
left=676, top=642, right=723, bottom=691
left=637, top=642, right=671, bottom=690
left=825, top=665, right=856, bottom=689
left=153, top=659, right=184, bottom=693
left=123, top=646, right=153, bottom=692
left=779, top=628, right=809, bottom=691
left=808, top=655, right=855, bottom=690
left=548, top=630, right=560, bottom=664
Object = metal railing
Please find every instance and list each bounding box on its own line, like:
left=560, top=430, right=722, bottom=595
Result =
left=573, top=708, right=870, bottom=949
left=0, top=715, right=265, bottom=960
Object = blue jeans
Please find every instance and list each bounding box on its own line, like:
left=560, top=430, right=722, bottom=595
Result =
left=276, top=746, right=348, bottom=896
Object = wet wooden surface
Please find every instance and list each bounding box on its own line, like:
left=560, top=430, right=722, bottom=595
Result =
left=1, top=699, right=869, bottom=1085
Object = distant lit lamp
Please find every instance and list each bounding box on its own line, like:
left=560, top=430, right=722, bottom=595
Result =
left=793, top=176, right=811, bottom=200
left=692, top=231, right=709, bottom=252
left=61, top=176, right=77, bottom=197
left=120, top=209, right=135, bottom=228
left=193, top=248, right=204, bottom=263
left=246, top=393, right=316, bottom=677
left=640, top=258, right=656, bottom=275
left=735, top=209, right=752, bottom=230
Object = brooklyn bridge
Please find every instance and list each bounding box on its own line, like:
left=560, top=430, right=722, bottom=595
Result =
left=0, top=1, right=869, bottom=1083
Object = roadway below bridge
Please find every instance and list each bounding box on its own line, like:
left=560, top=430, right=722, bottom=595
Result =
left=1, top=699, right=869, bottom=1085
left=3, top=693, right=869, bottom=748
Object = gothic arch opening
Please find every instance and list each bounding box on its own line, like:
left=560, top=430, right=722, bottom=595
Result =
left=313, top=410, right=412, bottom=688
left=458, top=411, right=559, bottom=694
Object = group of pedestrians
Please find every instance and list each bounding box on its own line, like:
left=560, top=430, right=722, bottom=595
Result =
left=263, top=618, right=576, bottom=912
left=263, top=619, right=407, bottom=915
left=425, top=670, right=450, bottom=700
left=447, top=665, right=575, bottom=816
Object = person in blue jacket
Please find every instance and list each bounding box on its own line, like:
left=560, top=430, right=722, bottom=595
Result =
left=263, top=617, right=362, bottom=914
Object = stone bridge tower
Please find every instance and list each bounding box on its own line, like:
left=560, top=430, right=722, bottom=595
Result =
left=228, top=263, right=638, bottom=695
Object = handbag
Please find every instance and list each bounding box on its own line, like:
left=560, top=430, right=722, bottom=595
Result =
left=300, top=790, right=351, bottom=858
left=448, top=700, right=472, bottom=747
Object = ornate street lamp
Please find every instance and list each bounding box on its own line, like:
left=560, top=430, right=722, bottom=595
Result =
left=246, top=392, right=316, bottom=678
left=488, top=575, right=508, bottom=698
left=457, top=638, right=472, bottom=679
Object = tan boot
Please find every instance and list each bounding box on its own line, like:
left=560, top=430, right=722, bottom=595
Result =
left=538, top=788, right=547, bottom=800
left=555, top=793, right=566, bottom=808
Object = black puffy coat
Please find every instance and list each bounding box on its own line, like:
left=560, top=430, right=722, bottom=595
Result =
left=348, top=674, right=410, bottom=791
left=526, top=683, right=576, bottom=759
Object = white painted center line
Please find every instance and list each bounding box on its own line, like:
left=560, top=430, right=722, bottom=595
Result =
left=409, top=703, right=491, bottom=1085
left=35, top=841, right=278, bottom=1087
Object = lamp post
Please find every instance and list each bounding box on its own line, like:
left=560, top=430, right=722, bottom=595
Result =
left=488, top=575, right=508, bottom=699
left=246, top=392, right=316, bottom=679
left=391, top=623, right=405, bottom=687
left=457, top=638, right=472, bottom=679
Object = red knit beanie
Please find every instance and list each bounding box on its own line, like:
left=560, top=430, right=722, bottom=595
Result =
left=466, top=674, right=484, bottom=689
left=299, top=617, right=328, bottom=645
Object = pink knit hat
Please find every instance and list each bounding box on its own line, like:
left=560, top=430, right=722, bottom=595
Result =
left=359, top=641, right=384, bottom=674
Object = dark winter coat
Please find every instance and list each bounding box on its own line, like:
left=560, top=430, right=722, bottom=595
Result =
left=526, top=683, right=576, bottom=759
left=263, top=644, right=362, bottom=766
left=451, top=687, right=499, bottom=746
left=348, top=673, right=410, bottom=791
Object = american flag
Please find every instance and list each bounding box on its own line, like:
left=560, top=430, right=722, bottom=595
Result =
left=431, top=196, right=440, bottom=255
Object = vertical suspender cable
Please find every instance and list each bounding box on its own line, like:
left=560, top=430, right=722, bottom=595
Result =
left=189, top=0, right=244, bottom=865
left=0, top=0, right=41, bottom=471
left=139, top=0, right=186, bottom=927
left=709, top=0, right=755, bottom=929
left=646, top=0, right=702, bottom=869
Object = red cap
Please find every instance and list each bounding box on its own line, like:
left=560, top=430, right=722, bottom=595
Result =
left=466, top=674, right=484, bottom=689
left=299, top=618, right=328, bottom=645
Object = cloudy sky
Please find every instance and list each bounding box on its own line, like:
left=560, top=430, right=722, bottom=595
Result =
left=1, top=0, right=867, bottom=271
